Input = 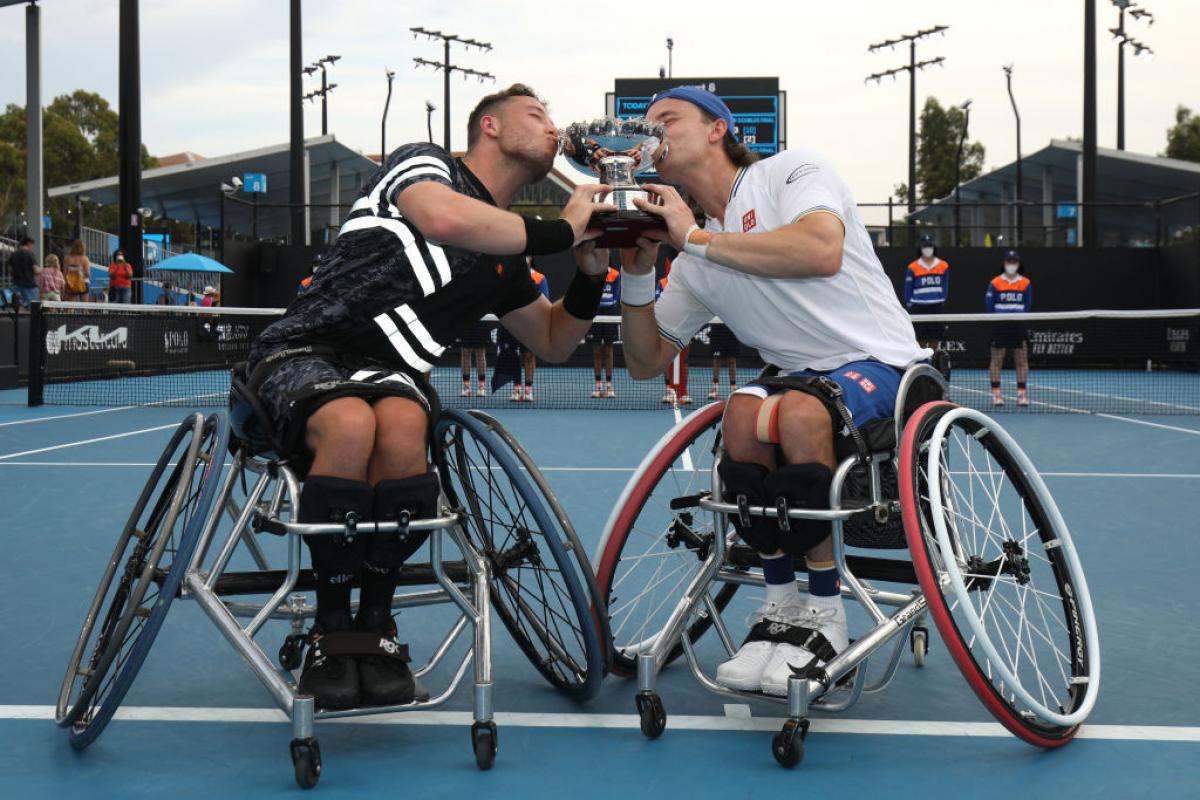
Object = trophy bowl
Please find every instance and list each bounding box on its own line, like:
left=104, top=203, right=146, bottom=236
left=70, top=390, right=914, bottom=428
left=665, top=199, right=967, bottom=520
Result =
left=560, top=117, right=667, bottom=248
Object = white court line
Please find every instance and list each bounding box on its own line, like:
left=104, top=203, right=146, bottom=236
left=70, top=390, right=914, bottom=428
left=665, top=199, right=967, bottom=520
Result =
left=0, top=405, right=143, bottom=427
left=955, top=385, right=1200, bottom=436
left=0, top=462, right=1198, bottom=480
left=673, top=404, right=695, bottom=474
left=1094, top=415, right=1200, bottom=436
left=0, top=423, right=177, bottom=461
left=2, top=705, right=1198, bottom=741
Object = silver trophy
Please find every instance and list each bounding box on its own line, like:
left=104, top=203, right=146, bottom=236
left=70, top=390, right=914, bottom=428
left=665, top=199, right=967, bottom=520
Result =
left=560, top=117, right=666, bottom=248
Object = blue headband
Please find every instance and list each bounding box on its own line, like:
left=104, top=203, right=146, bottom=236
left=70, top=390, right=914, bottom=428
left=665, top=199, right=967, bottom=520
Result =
left=648, top=86, right=738, bottom=143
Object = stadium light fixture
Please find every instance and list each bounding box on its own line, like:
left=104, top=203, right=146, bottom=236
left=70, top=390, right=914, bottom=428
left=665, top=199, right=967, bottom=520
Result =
left=410, top=27, right=496, bottom=151
left=1110, top=1, right=1154, bottom=150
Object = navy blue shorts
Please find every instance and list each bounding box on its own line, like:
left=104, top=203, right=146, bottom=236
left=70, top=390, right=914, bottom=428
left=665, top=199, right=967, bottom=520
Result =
left=734, top=359, right=903, bottom=427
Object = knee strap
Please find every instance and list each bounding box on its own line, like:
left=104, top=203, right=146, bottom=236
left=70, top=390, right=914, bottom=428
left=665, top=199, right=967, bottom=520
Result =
left=764, top=464, right=834, bottom=556
left=368, top=472, right=442, bottom=568
left=298, top=476, right=373, bottom=581
left=755, top=393, right=785, bottom=444
left=716, top=459, right=778, bottom=554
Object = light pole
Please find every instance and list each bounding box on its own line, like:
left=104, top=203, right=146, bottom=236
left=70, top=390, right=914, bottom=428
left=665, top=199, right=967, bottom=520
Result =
left=425, top=101, right=436, bottom=144
left=410, top=27, right=495, bottom=152
left=666, top=37, right=674, bottom=78
left=303, top=54, right=340, bottom=136
left=1003, top=65, right=1023, bottom=243
left=866, top=26, right=948, bottom=239
left=954, top=99, right=971, bottom=246
left=1109, top=1, right=1154, bottom=151
left=382, top=67, right=395, bottom=159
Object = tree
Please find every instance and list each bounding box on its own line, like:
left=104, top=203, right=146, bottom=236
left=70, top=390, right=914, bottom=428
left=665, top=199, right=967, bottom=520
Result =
left=0, top=90, right=157, bottom=236
left=914, top=97, right=985, bottom=203
left=1165, top=105, right=1200, bottom=163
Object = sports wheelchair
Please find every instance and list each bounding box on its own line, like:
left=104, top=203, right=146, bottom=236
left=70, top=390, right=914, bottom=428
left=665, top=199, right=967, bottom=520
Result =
left=593, top=364, right=1100, bottom=767
left=55, top=383, right=610, bottom=788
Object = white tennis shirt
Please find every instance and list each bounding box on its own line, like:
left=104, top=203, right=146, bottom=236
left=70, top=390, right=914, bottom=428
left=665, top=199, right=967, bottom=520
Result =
left=655, top=148, right=930, bottom=371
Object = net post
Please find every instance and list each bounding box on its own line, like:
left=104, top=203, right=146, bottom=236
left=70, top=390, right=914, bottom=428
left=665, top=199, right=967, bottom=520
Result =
left=27, top=301, right=44, bottom=407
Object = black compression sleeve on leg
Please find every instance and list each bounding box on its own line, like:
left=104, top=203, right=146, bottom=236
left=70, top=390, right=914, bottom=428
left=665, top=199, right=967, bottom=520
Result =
left=716, top=459, right=778, bottom=554
left=523, top=217, right=574, bottom=255
left=298, top=475, right=373, bottom=631
left=563, top=269, right=606, bottom=320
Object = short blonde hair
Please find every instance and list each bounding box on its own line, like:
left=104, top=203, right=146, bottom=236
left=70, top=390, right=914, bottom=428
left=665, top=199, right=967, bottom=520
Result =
left=45, top=254, right=61, bottom=270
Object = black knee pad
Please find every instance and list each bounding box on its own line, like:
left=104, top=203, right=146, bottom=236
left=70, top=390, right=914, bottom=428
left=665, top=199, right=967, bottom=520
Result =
left=367, top=472, right=442, bottom=568
left=717, top=459, right=779, bottom=554
left=298, top=475, right=372, bottom=582
left=764, top=463, right=834, bottom=557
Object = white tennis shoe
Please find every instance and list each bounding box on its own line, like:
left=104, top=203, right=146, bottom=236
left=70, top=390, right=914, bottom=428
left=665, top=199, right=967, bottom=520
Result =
left=760, top=601, right=849, bottom=696
left=715, top=599, right=807, bottom=692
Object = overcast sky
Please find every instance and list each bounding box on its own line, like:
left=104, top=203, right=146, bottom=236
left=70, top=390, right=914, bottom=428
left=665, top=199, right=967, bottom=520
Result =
left=2, top=0, right=1197, bottom=224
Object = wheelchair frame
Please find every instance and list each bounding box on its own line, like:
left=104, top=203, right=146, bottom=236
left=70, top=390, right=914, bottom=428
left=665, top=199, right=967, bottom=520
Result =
left=629, top=367, right=949, bottom=748
left=180, top=445, right=498, bottom=780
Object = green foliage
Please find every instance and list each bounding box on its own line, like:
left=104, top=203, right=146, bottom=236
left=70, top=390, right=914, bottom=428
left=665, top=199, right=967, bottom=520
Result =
left=1165, top=106, right=1200, bottom=163
left=915, top=97, right=985, bottom=203
left=0, top=90, right=158, bottom=235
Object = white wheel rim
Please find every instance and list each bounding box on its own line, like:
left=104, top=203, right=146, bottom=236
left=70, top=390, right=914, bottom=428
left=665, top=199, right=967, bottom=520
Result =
left=925, top=406, right=1100, bottom=728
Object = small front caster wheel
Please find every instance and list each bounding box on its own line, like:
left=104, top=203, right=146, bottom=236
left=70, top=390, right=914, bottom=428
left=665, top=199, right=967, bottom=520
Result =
left=635, top=691, right=666, bottom=739
left=772, top=718, right=809, bottom=768
left=290, top=737, right=321, bottom=789
left=279, top=633, right=306, bottom=671
left=910, top=625, right=929, bottom=667
left=471, top=721, right=498, bottom=770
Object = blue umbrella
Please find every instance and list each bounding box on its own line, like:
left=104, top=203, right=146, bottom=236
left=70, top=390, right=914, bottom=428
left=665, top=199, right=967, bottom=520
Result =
left=145, top=252, right=233, bottom=274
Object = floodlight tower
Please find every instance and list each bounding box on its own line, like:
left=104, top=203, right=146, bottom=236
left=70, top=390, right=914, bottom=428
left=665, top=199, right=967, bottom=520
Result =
left=1109, top=1, right=1154, bottom=150
left=410, top=28, right=495, bottom=151
left=865, top=25, right=948, bottom=229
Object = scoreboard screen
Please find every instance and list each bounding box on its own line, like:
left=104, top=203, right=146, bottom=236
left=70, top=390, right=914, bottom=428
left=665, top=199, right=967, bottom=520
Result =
left=608, top=77, right=785, bottom=156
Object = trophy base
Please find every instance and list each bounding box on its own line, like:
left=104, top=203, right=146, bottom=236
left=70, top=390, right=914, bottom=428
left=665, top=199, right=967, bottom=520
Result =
left=590, top=211, right=667, bottom=249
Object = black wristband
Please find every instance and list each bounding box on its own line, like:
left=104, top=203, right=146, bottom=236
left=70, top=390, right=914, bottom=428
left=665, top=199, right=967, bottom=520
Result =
left=562, top=269, right=606, bottom=320
left=523, top=216, right=574, bottom=255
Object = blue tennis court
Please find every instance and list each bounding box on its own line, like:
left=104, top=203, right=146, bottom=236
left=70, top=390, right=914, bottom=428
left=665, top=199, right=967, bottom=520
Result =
left=1, top=393, right=1198, bottom=798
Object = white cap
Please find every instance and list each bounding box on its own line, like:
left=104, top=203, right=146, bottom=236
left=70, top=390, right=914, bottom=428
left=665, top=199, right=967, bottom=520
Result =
left=203, top=285, right=216, bottom=295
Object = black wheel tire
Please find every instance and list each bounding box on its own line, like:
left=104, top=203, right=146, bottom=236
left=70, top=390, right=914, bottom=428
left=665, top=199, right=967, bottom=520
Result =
left=772, top=732, right=804, bottom=768
left=472, top=722, right=498, bottom=770
left=290, top=738, right=321, bottom=789
left=635, top=691, right=666, bottom=739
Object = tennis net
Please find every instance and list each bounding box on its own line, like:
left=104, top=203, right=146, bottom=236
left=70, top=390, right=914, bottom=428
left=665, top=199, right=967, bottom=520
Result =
left=25, top=302, right=1200, bottom=415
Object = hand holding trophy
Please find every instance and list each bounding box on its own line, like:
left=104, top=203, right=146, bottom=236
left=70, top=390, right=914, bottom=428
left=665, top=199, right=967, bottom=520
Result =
left=560, top=117, right=667, bottom=248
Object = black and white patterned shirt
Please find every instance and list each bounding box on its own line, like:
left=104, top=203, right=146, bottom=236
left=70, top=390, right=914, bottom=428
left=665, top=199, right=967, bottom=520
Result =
left=250, top=143, right=539, bottom=372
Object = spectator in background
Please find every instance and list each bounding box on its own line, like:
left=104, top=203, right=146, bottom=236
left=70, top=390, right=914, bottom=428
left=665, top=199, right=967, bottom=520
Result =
left=62, top=240, right=91, bottom=302
left=38, top=254, right=65, bottom=302
left=157, top=282, right=176, bottom=305
left=458, top=320, right=490, bottom=396
left=201, top=285, right=217, bottom=307
left=7, top=237, right=40, bottom=309
left=904, top=233, right=950, bottom=350
left=589, top=259, right=621, bottom=398
left=515, top=258, right=552, bottom=401
left=985, top=250, right=1033, bottom=408
left=707, top=322, right=740, bottom=399
left=108, top=249, right=133, bottom=303
left=656, top=259, right=691, bottom=405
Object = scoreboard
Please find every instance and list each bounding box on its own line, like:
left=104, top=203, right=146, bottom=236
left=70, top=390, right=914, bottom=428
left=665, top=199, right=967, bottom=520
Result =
left=608, top=77, right=785, bottom=156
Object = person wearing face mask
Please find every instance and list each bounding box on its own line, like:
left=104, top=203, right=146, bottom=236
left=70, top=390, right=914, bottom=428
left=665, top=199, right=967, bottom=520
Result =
left=903, top=234, right=949, bottom=349
left=985, top=250, right=1032, bottom=407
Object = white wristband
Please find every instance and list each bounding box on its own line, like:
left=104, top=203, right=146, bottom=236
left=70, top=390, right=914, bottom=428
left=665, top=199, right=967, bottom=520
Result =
left=620, top=269, right=656, bottom=307
left=682, top=223, right=710, bottom=260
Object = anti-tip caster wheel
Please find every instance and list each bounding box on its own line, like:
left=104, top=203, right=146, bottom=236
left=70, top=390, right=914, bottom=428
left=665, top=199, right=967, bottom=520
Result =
left=472, top=721, right=498, bottom=770
left=910, top=625, right=929, bottom=667
left=635, top=691, right=666, bottom=739
left=772, top=718, right=809, bottom=768
left=290, top=737, right=321, bottom=789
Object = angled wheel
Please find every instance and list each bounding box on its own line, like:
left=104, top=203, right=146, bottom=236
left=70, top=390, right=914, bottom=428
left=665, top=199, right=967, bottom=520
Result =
left=593, top=402, right=738, bottom=677
left=435, top=409, right=604, bottom=700
left=467, top=409, right=613, bottom=675
left=899, top=402, right=1100, bottom=747
left=56, top=412, right=229, bottom=748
